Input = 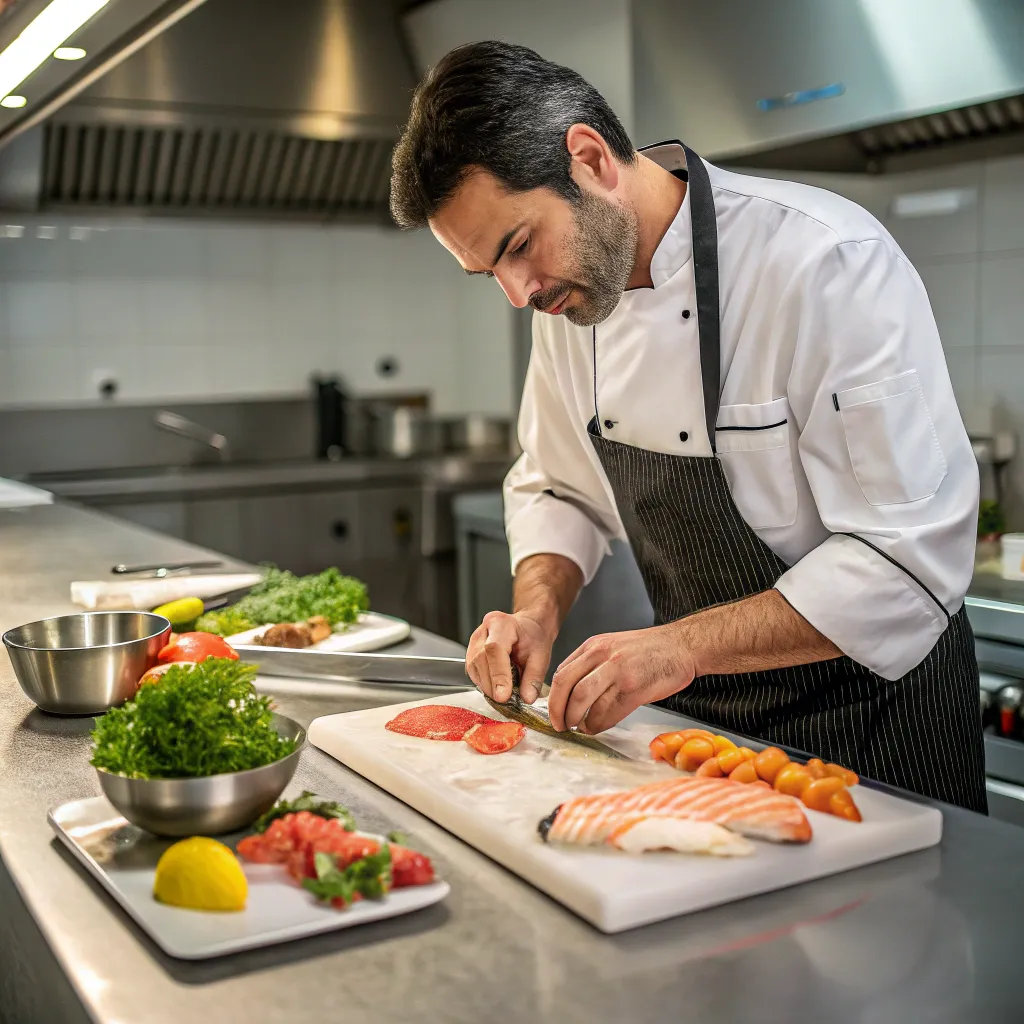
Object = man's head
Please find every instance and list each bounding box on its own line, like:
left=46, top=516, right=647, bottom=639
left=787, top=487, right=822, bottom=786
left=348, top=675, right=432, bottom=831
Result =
left=390, top=41, right=639, bottom=327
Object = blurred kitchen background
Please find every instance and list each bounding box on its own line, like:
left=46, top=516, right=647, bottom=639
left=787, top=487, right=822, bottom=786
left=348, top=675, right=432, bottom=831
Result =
left=3, top=0, right=1024, bottom=790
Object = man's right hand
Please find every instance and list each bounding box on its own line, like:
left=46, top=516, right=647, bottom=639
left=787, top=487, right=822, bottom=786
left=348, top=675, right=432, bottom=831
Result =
left=465, top=610, right=555, bottom=705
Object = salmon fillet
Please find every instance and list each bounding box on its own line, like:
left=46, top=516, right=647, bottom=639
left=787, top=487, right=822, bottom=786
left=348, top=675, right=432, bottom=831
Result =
left=540, top=776, right=812, bottom=845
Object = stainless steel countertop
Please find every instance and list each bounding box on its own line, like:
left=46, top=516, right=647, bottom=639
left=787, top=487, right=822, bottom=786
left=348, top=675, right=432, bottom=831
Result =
left=27, top=455, right=513, bottom=503
left=2, top=504, right=1024, bottom=1023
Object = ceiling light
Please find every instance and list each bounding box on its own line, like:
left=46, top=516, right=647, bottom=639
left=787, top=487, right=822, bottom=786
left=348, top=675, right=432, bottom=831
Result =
left=0, top=95, right=26, bottom=108
left=0, top=0, right=109, bottom=101
left=53, top=46, right=87, bottom=60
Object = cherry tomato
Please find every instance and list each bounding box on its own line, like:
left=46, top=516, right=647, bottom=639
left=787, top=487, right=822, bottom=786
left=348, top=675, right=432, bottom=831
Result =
left=801, top=776, right=847, bottom=812
left=774, top=763, right=813, bottom=798
left=158, top=631, right=239, bottom=664
left=728, top=760, right=759, bottom=785
left=716, top=748, right=747, bottom=775
left=754, top=747, right=790, bottom=785
left=829, top=788, right=863, bottom=822
left=805, top=758, right=828, bottom=780
left=711, top=734, right=737, bottom=754
left=695, top=756, right=725, bottom=778
left=649, top=737, right=670, bottom=763
left=674, top=736, right=716, bottom=772
left=824, top=762, right=859, bottom=787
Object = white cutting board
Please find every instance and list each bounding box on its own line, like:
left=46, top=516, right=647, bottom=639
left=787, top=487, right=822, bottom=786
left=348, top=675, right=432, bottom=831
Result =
left=308, top=691, right=943, bottom=933
left=228, top=612, right=410, bottom=652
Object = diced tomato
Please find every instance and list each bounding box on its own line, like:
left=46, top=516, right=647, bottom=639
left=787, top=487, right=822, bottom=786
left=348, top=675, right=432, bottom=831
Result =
left=390, top=844, right=435, bottom=887
left=157, top=632, right=239, bottom=664
left=235, top=812, right=437, bottom=894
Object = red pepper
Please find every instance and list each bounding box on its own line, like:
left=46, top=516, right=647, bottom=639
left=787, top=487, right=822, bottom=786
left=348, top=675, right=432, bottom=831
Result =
left=158, top=632, right=239, bottom=664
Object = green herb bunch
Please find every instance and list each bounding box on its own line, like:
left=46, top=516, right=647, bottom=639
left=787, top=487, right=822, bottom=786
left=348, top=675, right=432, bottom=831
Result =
left=253, top=791, right=355, bottom=833
left=196, top=566, right=370, bottom=636
left=302, top=848, right=392, bottom=906
left=90, top=659, right=297, bottom=779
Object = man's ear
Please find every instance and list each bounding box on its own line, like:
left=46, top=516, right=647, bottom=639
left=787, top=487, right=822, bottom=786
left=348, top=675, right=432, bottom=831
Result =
left=566, top=123, right=620, bottom=194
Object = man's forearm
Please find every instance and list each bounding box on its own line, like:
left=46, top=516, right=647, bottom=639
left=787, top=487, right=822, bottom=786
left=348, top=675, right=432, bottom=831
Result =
left=676, top=588, right=842, bottom=676
left=513, top=553, right=584, bottom=640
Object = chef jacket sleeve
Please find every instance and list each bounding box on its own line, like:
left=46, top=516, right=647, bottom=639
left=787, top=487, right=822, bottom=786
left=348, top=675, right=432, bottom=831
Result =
left=504, top=315, right=621, bottom=583
left=773, top=238, right=979, bottom=680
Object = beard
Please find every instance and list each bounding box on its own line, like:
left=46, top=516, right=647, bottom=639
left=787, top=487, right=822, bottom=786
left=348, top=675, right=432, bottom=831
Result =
left=529, top=189, right=639, bottom=327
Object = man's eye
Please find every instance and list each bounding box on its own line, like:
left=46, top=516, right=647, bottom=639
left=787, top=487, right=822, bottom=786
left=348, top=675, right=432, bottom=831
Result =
left=510, top=238, right=529, bottom=257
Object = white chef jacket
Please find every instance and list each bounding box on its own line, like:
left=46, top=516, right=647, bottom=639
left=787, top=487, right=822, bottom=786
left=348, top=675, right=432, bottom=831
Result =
left=505, top=145, right=978, bottom=681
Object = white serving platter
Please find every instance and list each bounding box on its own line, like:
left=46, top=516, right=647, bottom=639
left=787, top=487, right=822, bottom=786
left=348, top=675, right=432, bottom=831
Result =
left=228, top=611, right=411, bottom=652
left=308, top=691, right=943, bottom=934
left=48, top=795, right=449, bottom=960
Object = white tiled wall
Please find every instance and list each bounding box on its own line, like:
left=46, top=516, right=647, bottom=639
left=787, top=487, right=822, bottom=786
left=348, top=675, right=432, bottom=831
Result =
left=0, top=217, right=514, bottom=416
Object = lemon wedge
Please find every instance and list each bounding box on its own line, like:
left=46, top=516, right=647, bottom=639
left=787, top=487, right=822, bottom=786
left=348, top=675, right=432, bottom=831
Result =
left=152, top=596, right=205, bottom=629
left=153, top=837, right=247, bottom=912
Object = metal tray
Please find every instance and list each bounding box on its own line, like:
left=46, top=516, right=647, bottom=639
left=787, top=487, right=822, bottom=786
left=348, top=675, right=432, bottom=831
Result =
left=48, top=796, right=450, bottom=960
left=237, top=646, right=473, bottom=688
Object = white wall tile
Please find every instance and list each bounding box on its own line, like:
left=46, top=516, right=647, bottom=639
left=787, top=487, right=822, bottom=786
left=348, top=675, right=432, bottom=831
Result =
left=5, top=280, right=73, bottom=343
left=981, top=155, right=1024, bottom=254
left=73, top=280, right=142, bottom=341
left=207, top=280, right=271, bottom=341
left=916, top=259, right=977, bottom=349
left=134, top=223, right=207, bottom=279
left=882, top=164, right=982, bottom=262
left=141, top=279, right=209, bottom=346
left=207, top=225, right=271, bottom=279
left=0, top=231, right=71, bottom=279
left=979, top=256, right=1024, bottom=349
left=6, top=346, right=82, bottom=404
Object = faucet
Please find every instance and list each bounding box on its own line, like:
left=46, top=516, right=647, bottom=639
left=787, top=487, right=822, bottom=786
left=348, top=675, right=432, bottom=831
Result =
left=153, top=411, right=231, bottom=461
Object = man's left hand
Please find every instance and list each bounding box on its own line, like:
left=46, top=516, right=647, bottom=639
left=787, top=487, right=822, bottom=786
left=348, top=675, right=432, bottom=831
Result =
left=547, top=623, right=697, bottom=734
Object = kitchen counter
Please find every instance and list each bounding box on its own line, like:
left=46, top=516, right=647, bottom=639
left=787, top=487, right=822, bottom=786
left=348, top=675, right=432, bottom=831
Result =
left=2, top=505, right=1024, bottom=1024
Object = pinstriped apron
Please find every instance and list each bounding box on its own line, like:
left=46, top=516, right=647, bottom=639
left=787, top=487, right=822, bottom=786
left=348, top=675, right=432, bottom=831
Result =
left=587, top=145, right=987, bottom=812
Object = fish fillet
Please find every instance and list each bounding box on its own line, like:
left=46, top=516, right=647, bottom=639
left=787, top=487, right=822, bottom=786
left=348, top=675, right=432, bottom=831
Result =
left=608, top=818, right=755, bottom=857
left=539, top=776, right=812, bottom=846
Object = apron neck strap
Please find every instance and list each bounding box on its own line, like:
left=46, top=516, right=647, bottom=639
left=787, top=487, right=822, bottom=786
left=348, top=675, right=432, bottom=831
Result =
left=590, top=143, right=722, bottom=453
left=681, top=145, right=722, bottom=454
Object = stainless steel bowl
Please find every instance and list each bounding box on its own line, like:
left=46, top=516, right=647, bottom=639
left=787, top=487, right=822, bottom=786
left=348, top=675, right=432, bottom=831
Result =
left=3, top=611, right=172, bottom=715
left=95, top=714, right=306, bottom=837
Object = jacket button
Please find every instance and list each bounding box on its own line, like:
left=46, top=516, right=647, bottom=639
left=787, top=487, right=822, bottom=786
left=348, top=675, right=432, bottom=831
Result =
left=681, top=309, right=691, bottom=319
left=604, top=419, right=614, bottom=430
left=679, top=431, right=689, bottom=442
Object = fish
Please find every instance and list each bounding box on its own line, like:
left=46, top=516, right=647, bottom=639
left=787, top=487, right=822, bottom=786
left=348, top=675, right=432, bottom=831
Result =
left=608, top=818, right=755, bottom=857
left=538, top=776, right=813, bottom=846
left=482, top=664, right=631, bottom=760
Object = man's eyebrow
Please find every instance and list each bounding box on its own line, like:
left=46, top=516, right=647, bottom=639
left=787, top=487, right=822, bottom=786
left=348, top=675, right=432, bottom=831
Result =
left=463, top=225, right=522, bottom=277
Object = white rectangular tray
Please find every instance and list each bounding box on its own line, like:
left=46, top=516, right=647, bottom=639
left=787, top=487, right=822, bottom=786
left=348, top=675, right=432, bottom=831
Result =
left=308, top=692, right=943, bottom=933
left=48, top=795, right=449, bottom=960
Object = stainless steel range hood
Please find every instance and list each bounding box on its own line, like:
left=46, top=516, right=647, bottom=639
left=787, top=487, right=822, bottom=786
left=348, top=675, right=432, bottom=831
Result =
left=632, top=0, right=1024, bottom=174
left=0, top=0, right=417, bottom=219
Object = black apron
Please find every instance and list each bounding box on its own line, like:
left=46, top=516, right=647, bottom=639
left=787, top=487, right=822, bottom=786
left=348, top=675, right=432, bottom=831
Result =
left=587, top=145, right=987, bottom=812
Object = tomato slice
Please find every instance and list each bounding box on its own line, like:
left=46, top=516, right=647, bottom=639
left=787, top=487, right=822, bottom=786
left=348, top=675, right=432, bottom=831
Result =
left=157, top=631, right=240, bottom=664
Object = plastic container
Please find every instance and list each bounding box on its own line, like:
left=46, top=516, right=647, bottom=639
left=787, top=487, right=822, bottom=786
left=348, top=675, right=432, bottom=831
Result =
left=1001, top=533, right=1024, bottom=581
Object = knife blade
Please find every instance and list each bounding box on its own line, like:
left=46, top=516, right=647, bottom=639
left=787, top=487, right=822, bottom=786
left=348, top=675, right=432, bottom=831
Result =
left=482, top=664, right=632, bottom=760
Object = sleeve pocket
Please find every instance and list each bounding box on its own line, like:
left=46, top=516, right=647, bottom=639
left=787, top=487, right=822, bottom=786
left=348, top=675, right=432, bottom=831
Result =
left=716, top=398, right=798, bottom=529
left=836, top=371, right=947, bottom=506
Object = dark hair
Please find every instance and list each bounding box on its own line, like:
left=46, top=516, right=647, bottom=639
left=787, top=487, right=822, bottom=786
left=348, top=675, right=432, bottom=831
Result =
left=390, top=41, right=635, bottom=229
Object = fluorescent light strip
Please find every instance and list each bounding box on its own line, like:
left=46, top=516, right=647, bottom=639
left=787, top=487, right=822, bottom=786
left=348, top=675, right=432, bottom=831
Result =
left=0, top=0, right=109, bottom=100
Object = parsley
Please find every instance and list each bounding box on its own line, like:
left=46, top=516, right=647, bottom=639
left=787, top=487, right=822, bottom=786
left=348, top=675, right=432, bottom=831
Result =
left=302, top=848, right=392, bottom=906
left=89, top=659, right=297, bottom=779
left=386, top=830, right=407, bottom=845
left=196, top=566, right=369, bottom=636
left=254, top=791, right=355, bottom=833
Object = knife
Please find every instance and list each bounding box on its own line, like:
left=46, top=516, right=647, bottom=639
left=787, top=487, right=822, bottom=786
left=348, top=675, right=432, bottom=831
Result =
left=112, top=560, right=224, bottom=576
left=242, top=644, right=632, bottom=758
left=482, top=664, right=632, bottom=760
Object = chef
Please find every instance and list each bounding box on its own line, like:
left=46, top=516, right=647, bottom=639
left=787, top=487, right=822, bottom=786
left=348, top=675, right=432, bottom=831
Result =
left=389, top=41, right=986, bottom=811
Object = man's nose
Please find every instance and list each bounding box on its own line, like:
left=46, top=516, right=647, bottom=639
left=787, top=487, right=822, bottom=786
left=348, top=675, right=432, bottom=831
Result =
left=494, top=267, right=537, bottom=309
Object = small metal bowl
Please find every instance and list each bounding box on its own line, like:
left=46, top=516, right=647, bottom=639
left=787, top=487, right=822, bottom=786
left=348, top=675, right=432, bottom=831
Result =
left=95, top=714, right=306, bottom=837
left=3, top=611, right=172, bottom=715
